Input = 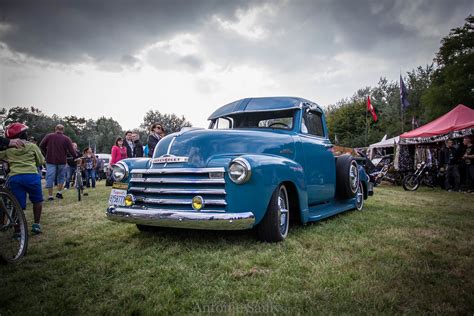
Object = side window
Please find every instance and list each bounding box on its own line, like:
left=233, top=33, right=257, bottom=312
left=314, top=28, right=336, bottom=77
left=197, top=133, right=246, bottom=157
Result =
left=302, top=110, right=325, bottom=137
left=214, top=118, right=232, bottom=129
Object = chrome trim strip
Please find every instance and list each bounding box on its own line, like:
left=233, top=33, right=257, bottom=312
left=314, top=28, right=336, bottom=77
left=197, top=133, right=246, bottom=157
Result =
left=129, top=187, right=226, bottom=195
left=166, top=136, right=176, bottom=155
left=130, top=178, right=225, bottom=184
left=143, top=198, right=227, bottom=206
left=131, top=167, right=225, bottom=174
left=106, top=207, right=255, bottom=230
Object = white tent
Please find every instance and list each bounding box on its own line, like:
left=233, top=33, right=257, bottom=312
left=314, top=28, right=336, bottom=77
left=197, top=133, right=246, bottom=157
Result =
left=368, top=135, right=399, bottom=160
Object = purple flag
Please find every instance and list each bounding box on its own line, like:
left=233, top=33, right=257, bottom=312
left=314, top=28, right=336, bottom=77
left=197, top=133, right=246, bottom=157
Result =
left=400, top=75, right=410, bottom=109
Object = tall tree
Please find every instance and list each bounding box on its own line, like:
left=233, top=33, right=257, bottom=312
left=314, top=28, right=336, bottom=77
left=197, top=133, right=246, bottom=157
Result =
left=139, top=110, right=192, bottom=136
left=95, top=117, right=123, bottom=153
left=421, top=15, right=474, bottom=119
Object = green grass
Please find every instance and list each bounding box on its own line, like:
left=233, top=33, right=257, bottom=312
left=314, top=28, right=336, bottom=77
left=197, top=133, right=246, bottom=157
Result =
left=1, top=183, right=473, bottom=314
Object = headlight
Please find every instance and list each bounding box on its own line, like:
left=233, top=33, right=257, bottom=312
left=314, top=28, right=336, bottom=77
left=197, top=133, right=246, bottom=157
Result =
left=416, top=163, right=422, bottom=169
left=112, top=162, right=128, bottom=182
left=228, top=158, right=251, bottom=184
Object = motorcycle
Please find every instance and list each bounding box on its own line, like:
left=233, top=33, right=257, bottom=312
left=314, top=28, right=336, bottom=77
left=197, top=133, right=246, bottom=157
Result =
left=402, top=161, right=437, bottom=191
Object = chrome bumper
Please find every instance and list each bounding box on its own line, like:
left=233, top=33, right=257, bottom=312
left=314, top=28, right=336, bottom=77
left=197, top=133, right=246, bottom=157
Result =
left=106, top=206, right=255, bottom=230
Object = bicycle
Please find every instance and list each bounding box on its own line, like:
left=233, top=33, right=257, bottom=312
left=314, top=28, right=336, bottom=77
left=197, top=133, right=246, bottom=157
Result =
left=0, top=161, right=28, bottom=264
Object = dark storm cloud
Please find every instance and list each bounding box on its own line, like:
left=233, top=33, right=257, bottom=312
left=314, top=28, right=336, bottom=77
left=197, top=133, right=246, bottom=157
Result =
left=196, top=0, right=473, bottom=72
left=0, top=0, right=250, bottom=64
left=0, top=0, right=472, bottom=71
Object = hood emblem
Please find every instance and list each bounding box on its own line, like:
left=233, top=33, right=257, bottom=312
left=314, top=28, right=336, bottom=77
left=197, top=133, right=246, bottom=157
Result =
left=153, top=155, right=189, bottom=164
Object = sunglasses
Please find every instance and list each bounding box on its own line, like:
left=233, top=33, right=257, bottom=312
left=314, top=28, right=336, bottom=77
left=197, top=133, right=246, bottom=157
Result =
left=155, top=126, right=162, bottom=130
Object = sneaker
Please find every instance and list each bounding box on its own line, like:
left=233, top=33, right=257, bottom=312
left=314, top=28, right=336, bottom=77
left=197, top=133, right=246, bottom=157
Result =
left=31, top=223, right=42, bottom=234
left=48, top=196, right=54, bottom=201
left=83, top=192, right=89, bottom=196
left=56, top=192, right=63, bottom=199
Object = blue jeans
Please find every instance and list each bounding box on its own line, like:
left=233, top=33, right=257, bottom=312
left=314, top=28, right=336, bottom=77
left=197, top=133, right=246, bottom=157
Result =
left=45, top=163, right=66, bottom=188
left=85, top=169, right=96, bottom=188
left=65, top=165, right=76, bottom=189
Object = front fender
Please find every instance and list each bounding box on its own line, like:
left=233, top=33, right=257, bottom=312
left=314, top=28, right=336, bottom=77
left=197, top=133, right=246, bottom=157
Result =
left=209, top=154, right=308, bottom=226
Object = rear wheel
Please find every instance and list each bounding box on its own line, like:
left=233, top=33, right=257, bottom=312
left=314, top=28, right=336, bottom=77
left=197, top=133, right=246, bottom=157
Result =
left=336, top=155, right=359, bottom=199
left=257, top=184, right=289, bottom=242
left=403, top=174, right=420, bottom=191
left=355, top=181, right=364, bottom=211
left=0, top=188, right=28, bottom=264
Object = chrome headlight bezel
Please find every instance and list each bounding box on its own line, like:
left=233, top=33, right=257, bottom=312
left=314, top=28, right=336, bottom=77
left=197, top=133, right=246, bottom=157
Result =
left=112, top=162, right=129, bottom=182
left=228, top=158, right=251, bottom=184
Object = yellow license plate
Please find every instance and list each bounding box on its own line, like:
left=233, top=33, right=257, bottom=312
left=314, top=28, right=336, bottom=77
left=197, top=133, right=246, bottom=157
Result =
left=112, top=182, right=128, bottom=190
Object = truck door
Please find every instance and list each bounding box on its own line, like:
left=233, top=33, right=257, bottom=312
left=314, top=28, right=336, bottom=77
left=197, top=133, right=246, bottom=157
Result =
left=300, top=109, right=336, bottom=205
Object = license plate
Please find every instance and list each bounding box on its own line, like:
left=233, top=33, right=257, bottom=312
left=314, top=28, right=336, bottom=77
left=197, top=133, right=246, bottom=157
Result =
left=112, top=182, right=128, bottom=190
left=109, top=189, right=127, bottom=206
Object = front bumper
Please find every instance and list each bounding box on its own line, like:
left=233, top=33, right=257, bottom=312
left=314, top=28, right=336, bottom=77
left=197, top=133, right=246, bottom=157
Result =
left=106, top=206, right=255, bottom=230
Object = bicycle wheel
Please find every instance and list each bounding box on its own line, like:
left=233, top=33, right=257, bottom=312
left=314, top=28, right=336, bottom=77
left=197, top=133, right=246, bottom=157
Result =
left=0, top=187, right=28, bottom=264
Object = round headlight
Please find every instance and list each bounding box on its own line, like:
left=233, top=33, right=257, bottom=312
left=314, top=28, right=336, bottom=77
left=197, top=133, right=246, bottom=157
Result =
left=416, top=163, right=422, bottom=169
left=228, top=158, right=251, bottom=184
left=112, top=163, right=128, bottom=182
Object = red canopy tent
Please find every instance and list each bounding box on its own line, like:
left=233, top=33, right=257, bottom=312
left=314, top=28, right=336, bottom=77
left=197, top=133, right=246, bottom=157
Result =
left=400, top=104, right=474, bottom=144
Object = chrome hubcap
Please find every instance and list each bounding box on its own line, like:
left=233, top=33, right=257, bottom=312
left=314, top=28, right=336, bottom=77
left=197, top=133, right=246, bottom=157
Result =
left=349, top=162, right=359, bottom=193
left=356, top=182, right=363, bottom=210
left=278, top=186, right=289, bottom=237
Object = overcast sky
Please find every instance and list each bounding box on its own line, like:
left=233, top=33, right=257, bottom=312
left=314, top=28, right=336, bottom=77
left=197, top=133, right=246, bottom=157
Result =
left=1, top=0, right=472, bottom=129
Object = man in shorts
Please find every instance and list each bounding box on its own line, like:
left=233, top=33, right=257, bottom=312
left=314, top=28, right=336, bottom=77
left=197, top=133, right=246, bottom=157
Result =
left=39, top=124, right=78, bottom=200
left=0, top=123, right=45, bottom=234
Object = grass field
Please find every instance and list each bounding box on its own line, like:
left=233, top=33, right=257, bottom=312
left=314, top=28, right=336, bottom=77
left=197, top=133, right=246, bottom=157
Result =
left=1, top=182, right=473, bottom=314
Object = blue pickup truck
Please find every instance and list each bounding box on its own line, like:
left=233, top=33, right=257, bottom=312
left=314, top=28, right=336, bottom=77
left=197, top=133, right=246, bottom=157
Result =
left=107, top=97, right=374, bottom=242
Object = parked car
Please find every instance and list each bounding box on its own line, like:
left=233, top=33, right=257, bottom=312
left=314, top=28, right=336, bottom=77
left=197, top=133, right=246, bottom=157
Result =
left=96, top=153, right=111, bottom=180
left=107, top=97, right=374, bottom=241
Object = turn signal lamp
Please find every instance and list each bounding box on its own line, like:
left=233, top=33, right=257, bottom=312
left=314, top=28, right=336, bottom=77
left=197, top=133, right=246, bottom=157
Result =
left=125, top=194, right=135, bottom=207
left=192, top=196, right=204, bottom=211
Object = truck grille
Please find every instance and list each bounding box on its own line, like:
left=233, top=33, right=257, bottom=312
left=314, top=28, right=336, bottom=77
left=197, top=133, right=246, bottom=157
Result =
left=128, top=167, right=227, bottom=212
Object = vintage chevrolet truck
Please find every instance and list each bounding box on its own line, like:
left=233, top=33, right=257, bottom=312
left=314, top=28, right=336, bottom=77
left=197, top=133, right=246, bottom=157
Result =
left=107, top=97, right=374, bottom=242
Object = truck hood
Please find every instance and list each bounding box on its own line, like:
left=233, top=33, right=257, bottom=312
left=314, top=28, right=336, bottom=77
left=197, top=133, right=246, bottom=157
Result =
left=153, top=128, right=295, bottom=168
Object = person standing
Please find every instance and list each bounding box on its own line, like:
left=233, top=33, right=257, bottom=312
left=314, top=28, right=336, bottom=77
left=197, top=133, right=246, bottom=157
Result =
left=147, top=123, right=162, bottom=158
left=65, top=142, right=80, bottom=189
left=39, top=124, right=78, bottom=200
left=132, top=131, right=144, bottom=157
left=1, top=123, right=45, bottom=234
left=440, top=139, right=461, bottom=191
left=123, top=131, right=135, bottom=159
left=462, top=136, right=474, bottom=192
left=81, top=147, right=97, bottom=188
left=110, top=137, right=127, bottom=165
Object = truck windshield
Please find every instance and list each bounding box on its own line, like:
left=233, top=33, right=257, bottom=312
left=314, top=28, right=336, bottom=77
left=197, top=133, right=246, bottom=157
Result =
left=211, top=109, right=295, bottom=130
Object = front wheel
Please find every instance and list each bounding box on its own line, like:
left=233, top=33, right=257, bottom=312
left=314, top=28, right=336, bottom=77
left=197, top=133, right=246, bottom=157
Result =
left=403, top=174, right=420, bottom=191
left=257, top=184, right=290, bottom=242
left=0, top=188, right=28, bottom=264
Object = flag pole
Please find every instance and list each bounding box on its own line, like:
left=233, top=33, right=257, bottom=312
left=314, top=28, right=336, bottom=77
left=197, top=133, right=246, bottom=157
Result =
left=365, top=97, right=369, bottom=147
left=400, top=69, right=404, bottom=133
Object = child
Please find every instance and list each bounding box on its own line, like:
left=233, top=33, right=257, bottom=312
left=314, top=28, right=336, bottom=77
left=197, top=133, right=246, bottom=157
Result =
left=0, top=123, right=45, bottom=234
left=81, top=147, right=97, bottom=188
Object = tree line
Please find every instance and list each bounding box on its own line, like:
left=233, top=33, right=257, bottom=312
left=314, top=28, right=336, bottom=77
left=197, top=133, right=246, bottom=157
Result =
left=326, top=15, right=473, bottom=147
left=0, top=107, right=192, bottom=153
